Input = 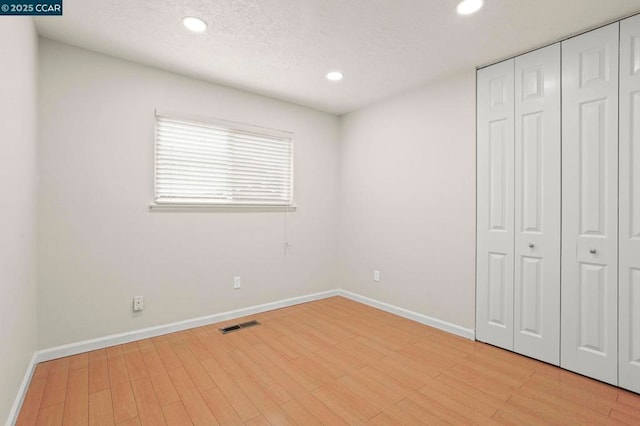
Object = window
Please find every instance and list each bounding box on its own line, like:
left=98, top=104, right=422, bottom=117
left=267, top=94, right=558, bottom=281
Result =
left=154, top=111, right=294, bottom=209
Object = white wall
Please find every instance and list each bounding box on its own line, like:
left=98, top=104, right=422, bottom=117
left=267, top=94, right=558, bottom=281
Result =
left=0, top=18, right=39, bottom=425
left=338, top=71, right=476, bottom=331
left=37, top=36, right=475, bottom=351
left=37, top=39, right=340, bottom=349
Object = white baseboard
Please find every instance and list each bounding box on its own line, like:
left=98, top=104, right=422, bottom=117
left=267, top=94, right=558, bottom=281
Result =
left=338, top=290, right=475, bottom=340
left=35, top=289, right=340, bottom=363
left=7, top=287, right=472, bottom=426
left=33, top=288, right=474, bottom=362
left=5, top=353, right=37, bottom=426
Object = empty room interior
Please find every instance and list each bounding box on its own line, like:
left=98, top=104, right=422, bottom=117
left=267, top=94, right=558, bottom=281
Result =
left=4, top=0, right=640, bottom=424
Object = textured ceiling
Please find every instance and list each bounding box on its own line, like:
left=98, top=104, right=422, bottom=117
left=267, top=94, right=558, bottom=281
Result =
left=36, top=0, right=640, bottom=114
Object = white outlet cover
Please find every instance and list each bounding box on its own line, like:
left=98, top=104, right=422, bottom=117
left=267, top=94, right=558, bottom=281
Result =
left=133, top=296, right=144, bottom=311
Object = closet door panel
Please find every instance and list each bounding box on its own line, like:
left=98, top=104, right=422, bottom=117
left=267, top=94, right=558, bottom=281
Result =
left=561, top=23, right=619, bottom=385
left=514, top=44, right=561, bottom=365
left=619, top=14, right=640, bottom=393
left=477, top=60, right=515, bottom=350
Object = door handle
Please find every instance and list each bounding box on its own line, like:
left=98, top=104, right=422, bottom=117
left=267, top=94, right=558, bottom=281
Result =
left=589, top=248, right=597, bottom=254
left=528, top=243, right=535, bottom=248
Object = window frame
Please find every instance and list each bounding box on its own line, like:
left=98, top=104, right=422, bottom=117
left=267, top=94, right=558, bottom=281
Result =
left=150, top=110, right=295, bottom=212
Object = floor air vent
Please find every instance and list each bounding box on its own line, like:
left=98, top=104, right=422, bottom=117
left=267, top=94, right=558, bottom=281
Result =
left=219, top=320, right=260, bottom=334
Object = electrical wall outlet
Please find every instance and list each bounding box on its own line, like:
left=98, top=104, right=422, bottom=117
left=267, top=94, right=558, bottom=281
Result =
left=133, top=296, right=144, bottom=312
left=373, top=270, right=381, bottom=282
left=234, top=276, right=241, bottom=289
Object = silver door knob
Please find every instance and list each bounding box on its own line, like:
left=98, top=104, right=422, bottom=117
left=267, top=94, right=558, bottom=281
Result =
left=589, top=248, right=597, bottom=254
left=528, top=243, right=535, bottom=248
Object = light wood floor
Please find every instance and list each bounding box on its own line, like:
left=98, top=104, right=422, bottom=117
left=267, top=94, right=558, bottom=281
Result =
left=16, top=296, right=640, bottom=425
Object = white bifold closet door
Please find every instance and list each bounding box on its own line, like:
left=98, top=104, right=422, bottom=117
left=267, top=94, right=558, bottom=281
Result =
left=561, top=23, right=619, bottom=385
left=619, top=14, right=640, bottom=393
left=513, top=44, right=561, bottom=365
left=476, top=59, right=515, bottom=351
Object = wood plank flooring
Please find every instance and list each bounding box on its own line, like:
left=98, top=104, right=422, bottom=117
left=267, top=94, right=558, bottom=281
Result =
left=16, top=296, right=640, bottom=425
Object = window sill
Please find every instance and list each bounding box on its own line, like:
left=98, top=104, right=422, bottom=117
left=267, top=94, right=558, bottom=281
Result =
left=149, top=203, right=297, bottom=213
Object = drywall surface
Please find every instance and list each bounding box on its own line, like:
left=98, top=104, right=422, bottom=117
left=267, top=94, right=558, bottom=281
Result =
left=37, top=39, right=339, bottom=348
left=0, top=18, right=38, bottom=425
left=338, top=71, right=476, bottom=330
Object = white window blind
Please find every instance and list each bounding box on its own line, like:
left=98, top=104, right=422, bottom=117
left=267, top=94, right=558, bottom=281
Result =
left=155, top=112, right=293, bottom=207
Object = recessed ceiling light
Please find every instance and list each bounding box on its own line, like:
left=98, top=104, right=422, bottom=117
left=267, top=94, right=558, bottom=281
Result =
left=457, top=0, right=484, bottom=15
left=326, top=71, right=344, bottom=81
left=182, top=16, right=207, bottom=32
